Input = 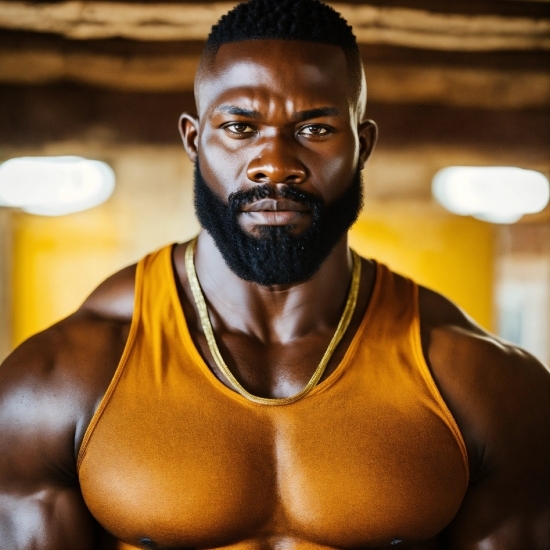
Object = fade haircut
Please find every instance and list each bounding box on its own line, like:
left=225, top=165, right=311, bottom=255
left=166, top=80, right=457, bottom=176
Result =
left=201, top=0, right=363, bottom=101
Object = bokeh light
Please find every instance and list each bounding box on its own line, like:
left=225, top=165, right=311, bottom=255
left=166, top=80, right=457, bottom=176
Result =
left=432, top=166, right=549, bottom=224
left=0, top=156, right=115, bottom=216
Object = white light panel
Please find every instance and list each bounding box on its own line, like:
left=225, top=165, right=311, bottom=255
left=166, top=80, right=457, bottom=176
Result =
left=432, top=166, right=550, bottom=223
left=432, top=166, right=549, bottom=224
left=0, top=156, right=115, bottom=216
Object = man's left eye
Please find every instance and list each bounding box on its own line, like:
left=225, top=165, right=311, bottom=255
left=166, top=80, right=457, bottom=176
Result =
left=299, top=125, right=330, bottom=136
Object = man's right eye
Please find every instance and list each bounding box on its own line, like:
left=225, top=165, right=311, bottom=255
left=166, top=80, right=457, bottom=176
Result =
left=224, top=123, right=255, bottom=135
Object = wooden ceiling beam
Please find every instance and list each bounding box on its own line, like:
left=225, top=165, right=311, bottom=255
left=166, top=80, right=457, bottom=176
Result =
left=1, top=48, right=548, bottom=109
left=0, top=1, right=548, bottom=50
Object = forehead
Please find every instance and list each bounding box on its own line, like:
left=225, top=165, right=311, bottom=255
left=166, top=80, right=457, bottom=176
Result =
left=195, top=40, right=351, bottom=117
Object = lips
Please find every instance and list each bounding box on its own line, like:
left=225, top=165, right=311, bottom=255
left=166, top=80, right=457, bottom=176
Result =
left=240, top=198, right=310, bottom=226
left=240, top=199, right=309, bottom=213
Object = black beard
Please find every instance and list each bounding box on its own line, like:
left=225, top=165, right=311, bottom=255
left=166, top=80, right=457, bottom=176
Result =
left=193, top=161, right=363, bottom=286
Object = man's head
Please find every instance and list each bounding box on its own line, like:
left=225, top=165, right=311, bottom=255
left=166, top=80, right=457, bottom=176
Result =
left=180, top=0, right=377, bottom=286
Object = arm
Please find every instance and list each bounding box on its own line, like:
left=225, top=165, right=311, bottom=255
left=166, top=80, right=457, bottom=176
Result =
left=0, top=265, right=135, bottom=549
left=0, top=325, right=96, bottom=549
left=419, top=287, right=550, bottom=549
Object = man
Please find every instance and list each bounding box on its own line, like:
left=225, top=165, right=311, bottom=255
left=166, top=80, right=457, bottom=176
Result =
left=0, top=0, right=548, bottom=548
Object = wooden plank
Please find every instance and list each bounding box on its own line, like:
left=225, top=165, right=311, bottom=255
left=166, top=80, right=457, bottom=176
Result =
left=0, top=50, right=200, bottom=91
left=0, top=1, right=548, bottom=50
left=1, top=48, right=548, bottom=108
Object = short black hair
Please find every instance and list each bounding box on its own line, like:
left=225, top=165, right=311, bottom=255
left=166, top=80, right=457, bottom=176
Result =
left=203, top=0, right=362, bottom=98
left=207, top=0, right=357, bottom=51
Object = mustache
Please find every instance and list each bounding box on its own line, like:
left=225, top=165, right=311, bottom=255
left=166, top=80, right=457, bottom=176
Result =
left=228, top=184, right=324, bottom=213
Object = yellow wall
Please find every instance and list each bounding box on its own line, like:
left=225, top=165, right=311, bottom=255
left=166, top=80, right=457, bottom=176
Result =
left=349, top=203, right=495, bottom=330
left=12, top=209, right=122, bottom=346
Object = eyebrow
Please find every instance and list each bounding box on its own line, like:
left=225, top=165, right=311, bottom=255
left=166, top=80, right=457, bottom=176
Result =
left=214, top=105, right=341, bottom=121
left=215, top=106, right=262, bottom=119
left=292, top=107, right=341, bottom=122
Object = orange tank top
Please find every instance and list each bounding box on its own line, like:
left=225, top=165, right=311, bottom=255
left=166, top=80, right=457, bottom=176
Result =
left=78, top=244, right=469, bottom=550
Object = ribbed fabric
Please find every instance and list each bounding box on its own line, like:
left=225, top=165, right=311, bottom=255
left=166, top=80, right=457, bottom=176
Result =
left=78, top=244, right=468, bottom=549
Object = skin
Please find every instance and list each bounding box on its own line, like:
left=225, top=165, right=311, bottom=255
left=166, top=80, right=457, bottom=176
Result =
left=0, top=39, right=549, bottom=549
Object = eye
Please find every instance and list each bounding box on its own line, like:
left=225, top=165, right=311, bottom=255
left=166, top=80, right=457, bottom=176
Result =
left=224, top=123, right=256, bottom=135
left=299, top=125, right=331, bottom=137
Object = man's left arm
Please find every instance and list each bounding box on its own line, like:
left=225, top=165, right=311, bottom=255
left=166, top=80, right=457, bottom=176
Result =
left=419, top=287, right=550, bottom=550
left=425, top=314, right=550, bottom=549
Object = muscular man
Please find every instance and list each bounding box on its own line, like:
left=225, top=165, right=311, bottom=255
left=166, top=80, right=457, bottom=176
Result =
left=1, top=1, right=549, bottom=548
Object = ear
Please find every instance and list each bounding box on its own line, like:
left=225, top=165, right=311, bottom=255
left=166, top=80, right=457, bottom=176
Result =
left=358, top=120, right=378, bottom=169
left=179, top=113, right=200, bottom=163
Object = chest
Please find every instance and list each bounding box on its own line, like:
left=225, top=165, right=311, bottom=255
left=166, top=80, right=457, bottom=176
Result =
left=78, top=371, right=467, bottom=549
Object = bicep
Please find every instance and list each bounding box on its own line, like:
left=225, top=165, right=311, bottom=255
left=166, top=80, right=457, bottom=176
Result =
left=442, top=352, right=550, bottom=549
left=0, top=335, right=97, bottom=550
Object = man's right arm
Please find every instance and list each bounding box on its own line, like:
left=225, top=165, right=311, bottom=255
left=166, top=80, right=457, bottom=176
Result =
left=0, top=265, right=135, bottom=549
left=0, top=323, right=98, bottom=548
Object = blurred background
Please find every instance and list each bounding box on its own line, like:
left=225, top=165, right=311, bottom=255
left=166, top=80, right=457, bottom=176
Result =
left=0, top=0, right=549, bottom=364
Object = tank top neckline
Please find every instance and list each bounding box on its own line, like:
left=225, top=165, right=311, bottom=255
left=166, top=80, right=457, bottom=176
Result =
left=166, top=243, right=385, bottom=406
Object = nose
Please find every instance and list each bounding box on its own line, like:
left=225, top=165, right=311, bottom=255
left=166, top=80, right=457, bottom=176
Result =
left=246, top=138, right=307, bottom=185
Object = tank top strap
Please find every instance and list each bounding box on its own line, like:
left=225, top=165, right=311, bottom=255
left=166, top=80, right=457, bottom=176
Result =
left=367, top=262, right=469, bottom=474
left=137, top=243, right=180, bottom=343
left=367, top=262, right=418, bottom=342
left=77, top=243, right=178, bottom=470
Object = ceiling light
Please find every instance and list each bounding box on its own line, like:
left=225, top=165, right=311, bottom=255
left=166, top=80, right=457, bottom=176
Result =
left=0, top=156, right=115, bottom=216
left=432, top=166, right=549, bottom=224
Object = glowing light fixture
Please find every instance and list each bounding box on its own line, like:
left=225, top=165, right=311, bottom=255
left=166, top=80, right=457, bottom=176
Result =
left=0, top=156, right=115, bottom=216
left=432, top=166, right=549, bottom=224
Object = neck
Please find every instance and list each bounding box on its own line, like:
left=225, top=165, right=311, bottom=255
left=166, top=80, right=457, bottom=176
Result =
left=192, top=230, right=353, bottom=344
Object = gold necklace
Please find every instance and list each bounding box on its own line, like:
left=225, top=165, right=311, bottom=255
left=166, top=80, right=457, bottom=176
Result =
left=185, top=237, right=361, bottom=405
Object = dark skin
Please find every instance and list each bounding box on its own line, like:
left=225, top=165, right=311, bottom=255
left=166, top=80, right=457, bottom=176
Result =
left=0, top=40, right=549, bottom=549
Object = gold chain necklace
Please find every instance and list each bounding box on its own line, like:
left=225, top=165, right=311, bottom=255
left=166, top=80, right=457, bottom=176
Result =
left=185, top=237, right=361, bottom=405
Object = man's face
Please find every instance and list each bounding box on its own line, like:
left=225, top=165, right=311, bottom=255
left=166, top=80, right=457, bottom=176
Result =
left=182, top=40, right=376, bottom=285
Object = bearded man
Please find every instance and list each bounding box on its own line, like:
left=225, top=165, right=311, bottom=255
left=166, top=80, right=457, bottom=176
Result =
left=0, top=0, right=548, bottom=548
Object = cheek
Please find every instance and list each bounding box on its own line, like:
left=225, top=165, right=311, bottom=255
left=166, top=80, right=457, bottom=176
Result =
left=198, top=129, right=247, bottom=197
left=308, top=135, right=359, bottom=201
left=320, top=155, right=353, bottom=183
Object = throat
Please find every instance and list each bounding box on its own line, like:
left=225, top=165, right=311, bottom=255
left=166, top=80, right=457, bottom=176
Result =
left=186, top=236, right=361, bottom=404
left=190, top=231, right=356, bottom=341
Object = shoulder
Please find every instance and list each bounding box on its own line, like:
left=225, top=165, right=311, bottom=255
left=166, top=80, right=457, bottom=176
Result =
left=0, top=262, right=139, bottom=475
left=417, top=283, right=549, bottom=397
left=417, top=283, right=544, bottom=369
left=80, top=263, right=137, bottom=323
left=417, top=285, right=550, bottom=452
left=2, top=260, right=138, bottom=385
